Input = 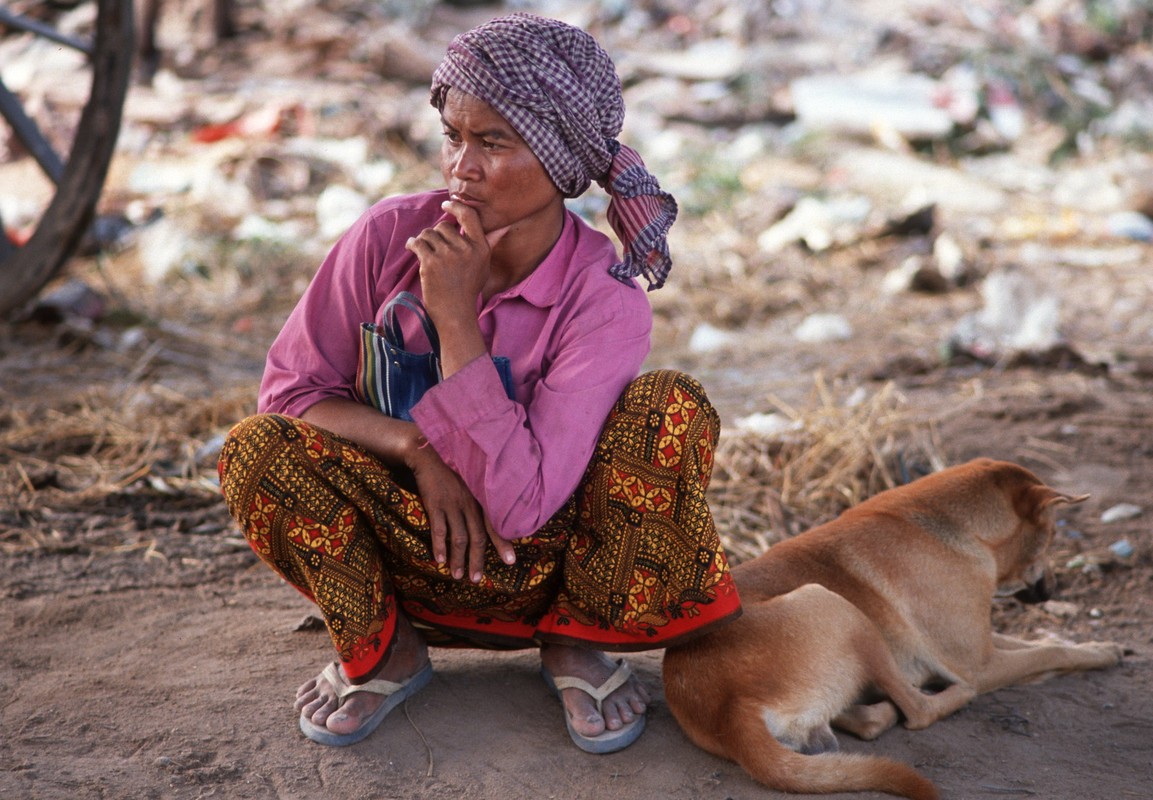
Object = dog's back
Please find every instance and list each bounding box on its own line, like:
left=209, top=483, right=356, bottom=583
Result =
left=732, top=458, right=1049, bottom=605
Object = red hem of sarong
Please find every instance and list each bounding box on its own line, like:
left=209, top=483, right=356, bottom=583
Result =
left=534, top=589, right=743, bottom=652
left=537, top=602, right=743, bottom=652
left=400, top=588, right=743, bottom=653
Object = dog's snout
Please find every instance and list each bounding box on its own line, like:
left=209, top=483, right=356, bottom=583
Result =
left=1013, top=572, right=1054, bottom=604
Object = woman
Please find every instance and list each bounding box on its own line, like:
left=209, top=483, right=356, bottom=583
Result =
left=218, top=13, right=740, bottom=753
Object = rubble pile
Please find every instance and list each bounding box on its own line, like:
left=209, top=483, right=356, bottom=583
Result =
left=1, top=0, right=1151, bottom=372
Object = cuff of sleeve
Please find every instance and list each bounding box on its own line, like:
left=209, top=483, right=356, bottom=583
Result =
left=410, top=355, right=511, bottom=454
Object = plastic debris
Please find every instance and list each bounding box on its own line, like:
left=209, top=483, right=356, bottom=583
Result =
left=232, top=214, right=306, bottom=243
left=757, top=195, right=872, bottom=254
left=986, top=81, right=1025, bottom=142
left=689, top=323, right=741, bottom=353
left=316, top=184, right=370, bottom=240
left=733, top=412, right=802, bottom=437
left=946, top=268, right=1062, bottom=360
left=1106, top=211, right=1153, bottom=242
left=137, top=217, right=211, bottom=283
left=1101, top=503, right=1143, bottom=524
left=1109, top=539, right=1135, bottom=559
left=628, top=39, right=747, bottom=82
left=794, top=313, right=853, bottom=344
left=932, top=234, right=968, bottom=284
left=790, top=72, right=958, bottom=140
left=191, top=104, right=290, bottom=143
left=31, top=280, right=106, bottom=323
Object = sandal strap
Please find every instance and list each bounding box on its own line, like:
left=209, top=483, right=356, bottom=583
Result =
left=321, top=661, right=411, bottom=701
left=547, top=660, right=632, bottom=711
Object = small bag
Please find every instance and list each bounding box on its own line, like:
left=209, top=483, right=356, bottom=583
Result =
left=355, top=291, right=514, bottom=421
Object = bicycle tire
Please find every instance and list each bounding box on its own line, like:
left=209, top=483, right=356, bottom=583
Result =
left=0, top=0, right=134, bottom=319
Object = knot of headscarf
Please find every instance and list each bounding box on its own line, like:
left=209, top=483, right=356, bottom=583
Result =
left=430, top=13, right=677, bottom=290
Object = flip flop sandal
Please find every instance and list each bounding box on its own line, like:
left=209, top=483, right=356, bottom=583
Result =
left=541, top=659, right=646, bottom=754
left=299, top=661, right=433, bottom=747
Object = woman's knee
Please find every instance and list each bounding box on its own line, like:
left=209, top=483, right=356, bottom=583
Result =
left=627, top=370, right=718, bottom=431
left=217, top=413, right=293, bottom=503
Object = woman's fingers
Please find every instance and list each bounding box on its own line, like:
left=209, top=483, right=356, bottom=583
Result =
left=447, top=508, right=471, bottom=580
left=405, top=225, right=453, bottom=255
left=429, top=509, right=449, bottom=568
left=444, top=505, right=512, bottom=584
left=466, top=513, right=488, bottom=584
left=486, top=518, right=516, bottom=567
left=441, top=199, right=483, bottom=241
left=438, top=200, right=510, bottom=254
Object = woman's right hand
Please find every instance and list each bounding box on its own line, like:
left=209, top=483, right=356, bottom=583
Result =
left=407, top=441, right=516, bottom=583
left=405, top=200, right=511, bottom=381
left=300, top=398, right=515, bottom=582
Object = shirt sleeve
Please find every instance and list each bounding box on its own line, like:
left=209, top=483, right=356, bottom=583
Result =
left=411, top=283, right=651, bottom=540
left=258, top=204, right=407, bottom=417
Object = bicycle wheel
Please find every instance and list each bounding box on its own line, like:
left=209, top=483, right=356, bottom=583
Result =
left=0, top=0, right=134, bottom=319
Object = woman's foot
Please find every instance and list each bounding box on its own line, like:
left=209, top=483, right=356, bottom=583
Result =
left=295, top=613, right=429, bottom=736
left=539, top=643, right=650, bottom=740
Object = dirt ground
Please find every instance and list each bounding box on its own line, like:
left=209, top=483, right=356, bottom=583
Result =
left=3, top=1, right=1153, bottom=799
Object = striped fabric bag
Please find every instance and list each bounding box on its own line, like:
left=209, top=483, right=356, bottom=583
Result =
left=355, top=292, right=514, bottom=421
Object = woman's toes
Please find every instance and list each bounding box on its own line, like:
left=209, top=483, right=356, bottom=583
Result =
left=608, top=702, right=632, bottom=729
left=300, top=694, right=334, bottom=723
left=294, top=690, right=317, bottom=713
left=326, top=706, right=358, bottom=733
left=564, top=693, right=605, bottom=736
left=636, top=681, right=652, bottom=705
left=609, top=696, right=642, bottom=729
left=629, top=693, right=648, bottom=715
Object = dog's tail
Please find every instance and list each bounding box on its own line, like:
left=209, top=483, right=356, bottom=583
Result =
left=724, top=711, right=939, bottom=800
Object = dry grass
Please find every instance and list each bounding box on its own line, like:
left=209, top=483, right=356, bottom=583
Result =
left=3, top=248, right=949, bottom=567
left=0, top=319, right=257, bottom=555
left=711, top=374, right=948, bottom=563
left=2, top=334, right=950, bottom=563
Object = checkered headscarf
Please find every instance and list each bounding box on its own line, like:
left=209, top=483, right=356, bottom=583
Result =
left=430, top=13, right=677, bottom=290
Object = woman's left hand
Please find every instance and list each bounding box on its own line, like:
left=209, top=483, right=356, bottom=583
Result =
left=408, top=436, right=516, bottom=582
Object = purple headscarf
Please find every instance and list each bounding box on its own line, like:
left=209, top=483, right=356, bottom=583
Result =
left=430, top=13, right=677, bottom=290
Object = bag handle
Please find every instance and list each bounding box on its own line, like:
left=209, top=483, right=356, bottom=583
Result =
left=383, top=291, right=440, bottom=355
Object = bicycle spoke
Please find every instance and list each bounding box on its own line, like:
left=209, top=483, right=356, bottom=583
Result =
left=0, top=0, right=133, bottom=316
left=0, top=75, right=65, bottom=185
left=0, top=9, right=93, bottom=55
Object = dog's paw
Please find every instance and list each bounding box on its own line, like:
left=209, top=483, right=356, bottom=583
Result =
left=1079, top=641, right=1126, bottom=666
left=835, top=702, right=898, bottom=740
left=1088, top=645, right=1125, bottom=663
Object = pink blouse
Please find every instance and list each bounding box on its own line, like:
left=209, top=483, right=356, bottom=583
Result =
left=259, top=190, right=653, bottom=539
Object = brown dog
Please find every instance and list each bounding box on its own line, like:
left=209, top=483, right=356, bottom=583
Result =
left=663, top=458, right=1124, bottom=800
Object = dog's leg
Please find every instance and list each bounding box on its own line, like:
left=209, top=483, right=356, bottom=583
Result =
left=793, top=723, right=839, bottom=755
left=902, top=682, right=977, bottom=729
left=831, top=644, right=973, bottom=737
left=973, top=640, right=1124, bottom=693
left=991, top=633, right=1036, bottom=650
left=834, top=701, right=899, bottom=740
left=837, top=667, right=980, bottom=737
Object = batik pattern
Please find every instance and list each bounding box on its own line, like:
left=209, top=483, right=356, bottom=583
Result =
left=218, top=370, right=740, bottom=681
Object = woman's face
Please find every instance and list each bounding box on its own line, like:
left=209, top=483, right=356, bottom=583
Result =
left=439, top=89, right=564, bottom=237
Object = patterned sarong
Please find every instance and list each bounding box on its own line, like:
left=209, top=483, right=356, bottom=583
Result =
left=218, top=370, right=740, bottom=682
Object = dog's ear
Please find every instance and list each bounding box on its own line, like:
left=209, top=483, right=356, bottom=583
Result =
left=1017, top=485, right=1089, bottom=521
left=1043, top=490, right=1091, bottom=508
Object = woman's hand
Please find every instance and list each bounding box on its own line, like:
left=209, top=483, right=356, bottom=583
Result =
left=405, top=200, right=508, bottom=323
left=407, top=439, right=516, bottom=582
left=300, top=399, right=515, bottom=581
left=402, top=200, right=516, bottom=578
